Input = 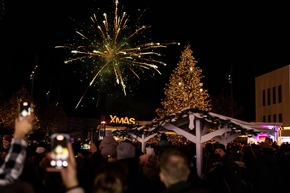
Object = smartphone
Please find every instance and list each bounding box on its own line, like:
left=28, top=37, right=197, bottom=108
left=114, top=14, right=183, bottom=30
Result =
left=19, top=101, right=33, bottom=121
left=81, top=141, right=91, bottom=150
left=50, top=133, right=70, bottom=169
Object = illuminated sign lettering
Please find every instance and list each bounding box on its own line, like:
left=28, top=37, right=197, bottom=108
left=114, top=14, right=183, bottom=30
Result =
left=110, top=115, right=136, bottom=125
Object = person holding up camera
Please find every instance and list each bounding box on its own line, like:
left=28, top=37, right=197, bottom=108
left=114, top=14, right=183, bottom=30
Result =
left=46, top=140, right=85, bottom=193
left=0, top=115, right=34, bottom=185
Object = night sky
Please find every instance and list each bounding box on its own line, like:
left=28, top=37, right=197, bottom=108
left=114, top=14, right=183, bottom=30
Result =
left=1, top=0, right=290, bottom=121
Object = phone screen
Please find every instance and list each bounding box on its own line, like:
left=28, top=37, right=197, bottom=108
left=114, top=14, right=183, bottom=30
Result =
left=81, top=143, right=91, bottom=150
left=50, top=133, right=69, bottom=168
left=19, top=101, right=32, bottom=121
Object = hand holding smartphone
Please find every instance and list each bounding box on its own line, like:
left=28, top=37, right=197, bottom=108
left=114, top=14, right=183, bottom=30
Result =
left=50, top=133, right=70, bottom=169
left=46, top=140, right=81, bottom=191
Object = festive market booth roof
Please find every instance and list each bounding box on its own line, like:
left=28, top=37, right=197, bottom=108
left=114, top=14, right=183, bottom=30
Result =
left=249, top=122, right=283, bottom=133
left=113, top=107, right=282, bottom=178
left=118, top=108, right=277, bottom=138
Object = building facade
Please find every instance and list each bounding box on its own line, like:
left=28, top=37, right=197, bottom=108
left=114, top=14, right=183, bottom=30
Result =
left=255, top=65, right=290, bottom=143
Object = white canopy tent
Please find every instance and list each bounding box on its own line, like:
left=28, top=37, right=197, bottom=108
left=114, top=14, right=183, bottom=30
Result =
left=126, top=108, right=282, bottom=178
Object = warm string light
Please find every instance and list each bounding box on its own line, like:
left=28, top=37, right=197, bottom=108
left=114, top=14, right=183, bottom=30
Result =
left=113, top=107, right=260, bottom=139
left=156, top=45, right=211, bottom=118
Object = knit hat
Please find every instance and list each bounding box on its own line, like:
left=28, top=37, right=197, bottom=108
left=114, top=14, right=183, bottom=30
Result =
left=99, top=135, right=118, bottom=158
left=214, top=144, right=226, bottom=152
left=117, top=142, right=136, bottom=160
left=146, top=147, right=155, bottom=155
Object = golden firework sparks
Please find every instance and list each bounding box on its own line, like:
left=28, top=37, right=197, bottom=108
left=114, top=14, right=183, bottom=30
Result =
left=56, top=0, right=179, bottom=108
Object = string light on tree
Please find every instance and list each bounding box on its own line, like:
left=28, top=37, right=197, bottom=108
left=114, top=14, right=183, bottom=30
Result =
left=156, top=44, right=211, bottom=118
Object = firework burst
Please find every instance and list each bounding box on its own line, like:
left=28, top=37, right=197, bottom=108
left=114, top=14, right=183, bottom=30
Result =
left=56, top=0, right=179, bottom=108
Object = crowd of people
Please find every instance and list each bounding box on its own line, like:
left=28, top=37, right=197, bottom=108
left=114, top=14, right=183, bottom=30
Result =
left=1, top=114, right=290, bottom=193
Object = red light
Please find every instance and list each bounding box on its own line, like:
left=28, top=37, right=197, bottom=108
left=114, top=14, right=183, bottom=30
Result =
left=101, top=120, right=106, bottom=124
left=23, top=102, right=29, bottom=106
left=56, top=134, right=64, bottom=141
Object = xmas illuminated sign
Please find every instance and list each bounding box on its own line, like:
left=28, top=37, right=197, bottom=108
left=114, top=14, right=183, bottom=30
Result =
left=109, top=115, right=136, bottom=125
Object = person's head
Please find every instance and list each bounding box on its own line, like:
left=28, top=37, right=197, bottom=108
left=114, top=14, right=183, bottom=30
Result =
left=214, top=144, right=226, bottom=158
left=116, top=141, right=136, bottom=160
left=159, top=148, right=190, bottom=188
left=99, top=135, right=118, bottom=158
left=265, top=137, right=272, bottom=144
left=205, top=153, right=223, bottom=174
left=92, top=161, right=128, bottom=193
left=2, top=135, right=12, bottom=149
left=89, top=140, right=98, bottom=153
left=160, top=133, right=168, bottom=140
left=0, top=181, right=35, bottom=193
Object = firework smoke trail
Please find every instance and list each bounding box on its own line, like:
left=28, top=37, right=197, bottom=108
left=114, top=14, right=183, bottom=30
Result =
left=56, top=0, right=179, bottom=109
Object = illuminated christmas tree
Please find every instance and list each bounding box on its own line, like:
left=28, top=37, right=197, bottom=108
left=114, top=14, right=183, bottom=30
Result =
left=0, top=86, right=33, bottom=129
left=156, top=44, right=211, bottom=118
